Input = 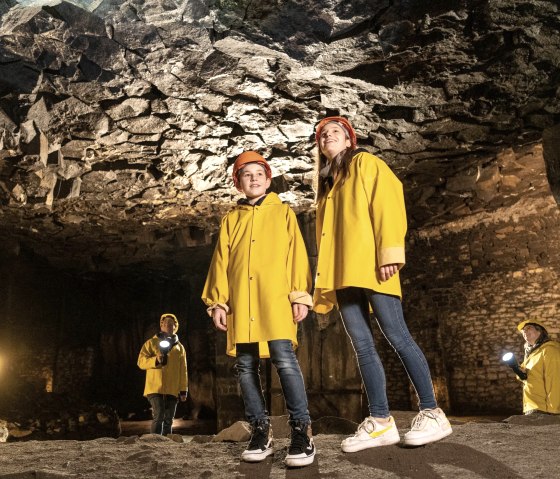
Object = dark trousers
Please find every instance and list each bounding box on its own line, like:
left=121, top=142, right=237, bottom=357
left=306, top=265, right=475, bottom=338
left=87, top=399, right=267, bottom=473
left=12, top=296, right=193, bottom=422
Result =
left=147, top=394, right=178, bottom=435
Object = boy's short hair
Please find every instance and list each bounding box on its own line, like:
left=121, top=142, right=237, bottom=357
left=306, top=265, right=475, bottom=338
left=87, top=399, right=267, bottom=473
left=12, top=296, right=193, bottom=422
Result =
left=232, top=151, right=272, bottom=188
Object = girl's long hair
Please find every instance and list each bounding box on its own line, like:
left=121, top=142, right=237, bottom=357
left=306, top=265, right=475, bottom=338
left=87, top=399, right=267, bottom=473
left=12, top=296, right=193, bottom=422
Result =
left=316, top=147, right=357, bottom=202
left=524, top=325, right=550, bottom=359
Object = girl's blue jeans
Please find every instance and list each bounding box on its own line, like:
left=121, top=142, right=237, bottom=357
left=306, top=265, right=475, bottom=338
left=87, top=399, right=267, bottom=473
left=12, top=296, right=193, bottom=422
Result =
left=336, top=287, right=437, bottom=418
left=235, top=339, right=310, bottom=425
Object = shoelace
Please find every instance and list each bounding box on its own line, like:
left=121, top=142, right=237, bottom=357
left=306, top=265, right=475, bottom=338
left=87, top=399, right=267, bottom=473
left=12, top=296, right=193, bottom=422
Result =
left=248, top=429, right=268, bottom=449
left=355, top=417, right=378, bottom=435
left=289, top=429, right=309, bottom=454
left=411, top=409, right=437, bottom=430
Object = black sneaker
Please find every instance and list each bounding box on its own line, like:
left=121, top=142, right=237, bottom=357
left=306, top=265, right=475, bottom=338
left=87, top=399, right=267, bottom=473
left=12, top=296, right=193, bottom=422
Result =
left=241, top=419, right=273, bottom=462
left=285, top=420, right=315, bottom=467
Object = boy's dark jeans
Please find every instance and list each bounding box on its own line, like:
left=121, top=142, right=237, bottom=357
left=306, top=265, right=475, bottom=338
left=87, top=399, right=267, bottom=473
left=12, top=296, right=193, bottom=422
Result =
left=147, top=394, right=178, bottom=435
left=235, top=340, right=310, bottom=424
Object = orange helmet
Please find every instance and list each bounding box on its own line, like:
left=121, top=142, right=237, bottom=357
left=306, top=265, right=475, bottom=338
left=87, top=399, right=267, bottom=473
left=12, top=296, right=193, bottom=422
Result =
left=315, top=116, right=357, bottom=149
left=232, top=151, right=272, bottom=189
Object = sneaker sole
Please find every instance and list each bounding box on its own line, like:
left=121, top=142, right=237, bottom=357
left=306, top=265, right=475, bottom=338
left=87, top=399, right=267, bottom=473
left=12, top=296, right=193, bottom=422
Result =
left=341, top=432, right=400, bottom=453
left=285, top=450, right=316, bottom=467
left=241, top=447, right=274, bottom=462
left=402, top=426, right=453, bottom=447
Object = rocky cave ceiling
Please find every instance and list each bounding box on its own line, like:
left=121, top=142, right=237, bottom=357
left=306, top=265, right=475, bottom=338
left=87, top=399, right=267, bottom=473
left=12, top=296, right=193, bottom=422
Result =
left=0, top=0, right=560, bottom=277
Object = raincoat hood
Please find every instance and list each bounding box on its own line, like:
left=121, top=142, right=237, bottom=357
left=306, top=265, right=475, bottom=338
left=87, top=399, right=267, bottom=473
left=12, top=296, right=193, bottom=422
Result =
left=160, top=313, right=179, bottom=333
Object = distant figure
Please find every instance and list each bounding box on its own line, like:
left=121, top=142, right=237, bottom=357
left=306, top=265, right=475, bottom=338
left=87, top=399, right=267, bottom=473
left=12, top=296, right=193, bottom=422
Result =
left=137, top=313, right=188, bottom=435
left=516, top=320, right=560, bottom=415
left=202, top=151, right=315, bottom=467
left=312, top=116, right=452, bottom=452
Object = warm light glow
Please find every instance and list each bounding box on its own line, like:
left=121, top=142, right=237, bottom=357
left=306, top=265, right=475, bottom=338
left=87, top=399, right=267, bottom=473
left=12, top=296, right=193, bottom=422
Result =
left=502, top=352, right=513, bottom=362
left=0, top=354, right=4, bottom=377
left=44, top=368, right=53, bottom=392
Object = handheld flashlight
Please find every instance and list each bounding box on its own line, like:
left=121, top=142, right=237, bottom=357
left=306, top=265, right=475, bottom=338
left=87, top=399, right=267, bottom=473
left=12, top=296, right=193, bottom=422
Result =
left=159, top=338, right=171, bottom=366
left=502, top=352, right=527, bottom=380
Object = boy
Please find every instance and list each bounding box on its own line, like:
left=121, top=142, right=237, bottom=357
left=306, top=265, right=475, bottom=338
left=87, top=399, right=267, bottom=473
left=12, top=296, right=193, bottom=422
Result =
left=202, top=151, right=315, bottom=467
left=137, top=313, right=188, bottom=435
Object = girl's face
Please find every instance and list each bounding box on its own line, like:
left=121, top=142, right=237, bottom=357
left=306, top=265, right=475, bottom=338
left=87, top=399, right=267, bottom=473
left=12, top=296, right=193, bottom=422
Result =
left=318, top=123, right=352, bottom=161
left=522, top=324, right=541, bottom=346
left=238, top=162, right=271, bottom=202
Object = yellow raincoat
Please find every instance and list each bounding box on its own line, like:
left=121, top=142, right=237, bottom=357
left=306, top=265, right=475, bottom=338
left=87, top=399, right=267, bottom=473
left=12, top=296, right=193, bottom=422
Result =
left=137, top=336, right=188, bottom=397
left=520, top=340, right=560, bottom=414
left=202, top=192, right=312, bottom=358
left=314, top=151, right=407, bottom=314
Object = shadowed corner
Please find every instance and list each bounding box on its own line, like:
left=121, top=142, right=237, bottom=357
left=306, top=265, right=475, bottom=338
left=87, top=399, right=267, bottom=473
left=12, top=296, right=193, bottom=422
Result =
left=344, top=442, right=522, bottom=479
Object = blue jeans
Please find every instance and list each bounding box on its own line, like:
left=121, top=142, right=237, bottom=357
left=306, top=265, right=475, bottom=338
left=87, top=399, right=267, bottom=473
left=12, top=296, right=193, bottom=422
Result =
left=336, top=287, right=437, bottom=418
left=235, top=340, right=310, bottom=424
left=147, top=394, right=178, bottom=435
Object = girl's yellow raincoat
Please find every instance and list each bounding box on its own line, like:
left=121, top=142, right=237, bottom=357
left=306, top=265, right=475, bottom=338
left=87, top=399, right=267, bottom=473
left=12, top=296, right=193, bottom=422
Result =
left=314, top=151, right=407, bottom=314
left=520, top=340, right=560, bottom=414
left=202, top=192, right=312, bottom=357
left=137, top=336, right=188, bottom=397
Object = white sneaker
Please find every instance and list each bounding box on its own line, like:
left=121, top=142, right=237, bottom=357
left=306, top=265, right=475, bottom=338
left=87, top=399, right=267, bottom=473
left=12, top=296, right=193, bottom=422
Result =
left=341, top=416, right=400, bottom=453
left=403, top=408, right=452, bottom=446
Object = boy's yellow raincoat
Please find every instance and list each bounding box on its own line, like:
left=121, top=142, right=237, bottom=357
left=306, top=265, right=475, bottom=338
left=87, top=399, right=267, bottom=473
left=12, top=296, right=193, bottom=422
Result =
left=137, top=335, right=188, bottom=397
left=202, top=192, right=312, bottom=357
left=313, top=151, right=407, bottom=314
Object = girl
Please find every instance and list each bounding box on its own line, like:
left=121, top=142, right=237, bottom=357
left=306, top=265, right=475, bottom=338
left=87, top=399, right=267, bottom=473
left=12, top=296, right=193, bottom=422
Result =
left=517, top=320, right=560, bottom=415
left=313, top=116, right=452, bottom=452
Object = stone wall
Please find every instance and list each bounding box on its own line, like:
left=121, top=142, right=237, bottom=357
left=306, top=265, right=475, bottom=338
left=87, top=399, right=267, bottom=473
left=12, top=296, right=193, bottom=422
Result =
left=404, top=195, right=560, bottom=414
left=3, top=146, right=560, bottom=429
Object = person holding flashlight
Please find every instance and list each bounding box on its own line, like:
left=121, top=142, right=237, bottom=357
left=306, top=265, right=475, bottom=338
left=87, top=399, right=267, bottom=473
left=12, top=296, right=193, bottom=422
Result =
left=516, top=320, right=560, bottom=415
left=138, top=313, right=188, bottom=435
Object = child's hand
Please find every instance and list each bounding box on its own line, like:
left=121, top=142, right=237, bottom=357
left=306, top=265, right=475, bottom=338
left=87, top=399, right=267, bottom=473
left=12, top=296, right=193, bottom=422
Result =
left=292, top=303, right=309, bottom=323
left=378, top=264, right=398, bottom=282
left=212, top=308, right=228, bottom=331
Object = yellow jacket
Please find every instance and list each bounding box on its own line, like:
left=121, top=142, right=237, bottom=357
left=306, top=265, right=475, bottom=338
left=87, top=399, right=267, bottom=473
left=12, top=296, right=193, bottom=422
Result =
left=314, top=151, right=407, bottom=314
left=520, top=340, right=560, bottom=414
left=137, top=336, right=188, bottom=397
left=202, top=193, right=312, bottom=358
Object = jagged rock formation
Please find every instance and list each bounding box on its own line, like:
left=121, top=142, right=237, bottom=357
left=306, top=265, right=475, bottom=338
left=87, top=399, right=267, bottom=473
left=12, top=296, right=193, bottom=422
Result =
left=1, top=0, right=559, bottom=275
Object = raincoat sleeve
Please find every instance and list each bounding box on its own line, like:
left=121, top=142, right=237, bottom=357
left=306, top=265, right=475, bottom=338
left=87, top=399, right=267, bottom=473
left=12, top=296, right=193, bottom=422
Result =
left=543, top=346, right=560, bottom=411
left=201, top=215, right=231, bottom=313
left=179, top=344, right=188, bottom=393
left=359, top=154, right=407, bottom=268
left=285, top=206, right=313, bottom=307
left=137, top=338, right=159, bottom=370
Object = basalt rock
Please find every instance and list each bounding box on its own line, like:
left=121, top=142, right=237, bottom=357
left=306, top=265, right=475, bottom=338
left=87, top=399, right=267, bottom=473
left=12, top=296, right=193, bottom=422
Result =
left=0, top=0, right=559, bottom=275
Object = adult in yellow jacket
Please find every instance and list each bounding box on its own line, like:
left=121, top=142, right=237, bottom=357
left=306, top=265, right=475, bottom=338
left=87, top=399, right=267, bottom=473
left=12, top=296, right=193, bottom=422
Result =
left=137, top=313, right=188, bottom=435
left=202, top=152, right=315, bottom=467
left=517, top=320, right=560, bottom=414
left=313, top=117, right=452, bottom=452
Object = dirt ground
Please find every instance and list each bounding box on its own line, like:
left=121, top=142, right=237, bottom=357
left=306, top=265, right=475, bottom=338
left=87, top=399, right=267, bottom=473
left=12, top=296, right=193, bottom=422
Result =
left=0, top=412, right=559, bottom=479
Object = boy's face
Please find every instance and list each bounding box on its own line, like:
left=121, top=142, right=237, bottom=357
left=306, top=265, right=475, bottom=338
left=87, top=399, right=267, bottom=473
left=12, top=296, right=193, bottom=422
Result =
left=161, top=317, right=176, bottom=334
left=237, top=162, right=271, bottom=201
